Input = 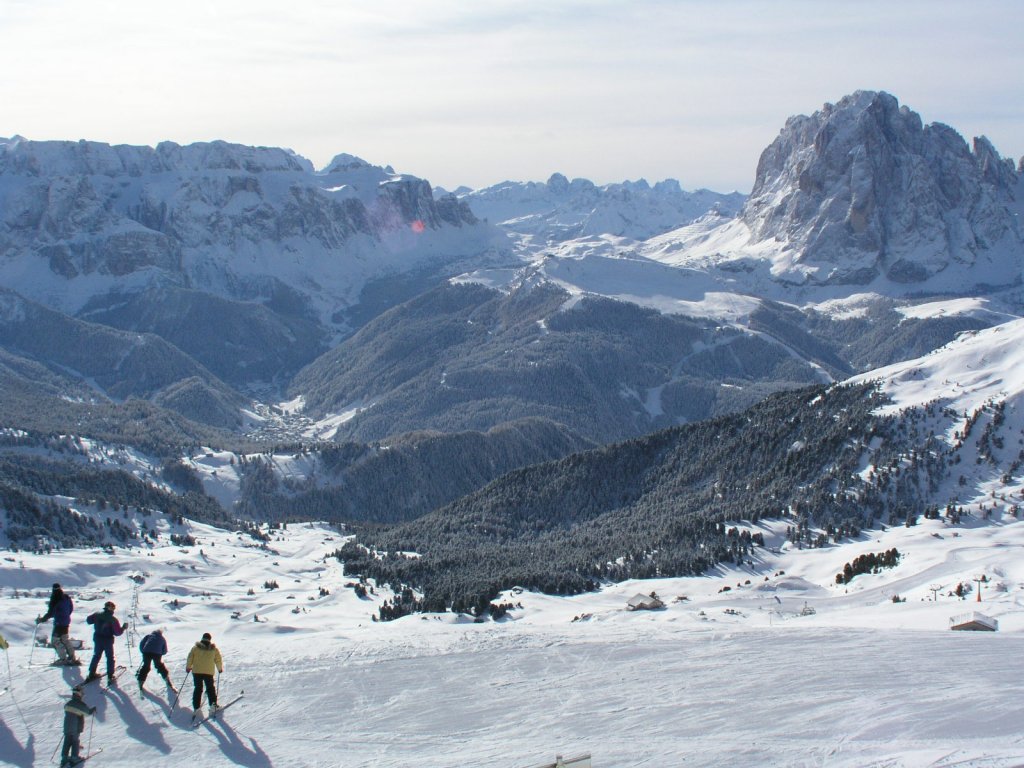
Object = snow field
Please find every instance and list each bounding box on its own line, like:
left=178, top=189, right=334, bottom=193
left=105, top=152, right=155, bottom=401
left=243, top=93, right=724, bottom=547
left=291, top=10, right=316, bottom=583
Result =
left=2, top=514, right=1024, bottom=766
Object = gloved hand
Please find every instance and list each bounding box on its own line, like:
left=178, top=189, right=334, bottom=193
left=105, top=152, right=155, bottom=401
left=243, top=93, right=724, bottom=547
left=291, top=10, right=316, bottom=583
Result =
left=90, top=707, right=97, bottom=714
left=186, top=668, right=191, bottom=673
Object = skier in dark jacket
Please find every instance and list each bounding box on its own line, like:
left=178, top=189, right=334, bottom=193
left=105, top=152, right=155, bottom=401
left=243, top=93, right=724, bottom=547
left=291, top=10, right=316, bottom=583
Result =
left=61, top=684, right=96, bottom=767
left=37, top=583, right=80, bottom=666
left=84, top=602, right=123, bottom=684
left=136, top=628, right=172, bottom=689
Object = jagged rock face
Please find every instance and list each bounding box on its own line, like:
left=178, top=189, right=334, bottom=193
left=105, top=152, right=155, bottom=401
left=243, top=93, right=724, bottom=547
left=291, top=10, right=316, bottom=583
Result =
left=742, top=91, right=1022, bottom=287
left=0, top=137, right=493, bottom=323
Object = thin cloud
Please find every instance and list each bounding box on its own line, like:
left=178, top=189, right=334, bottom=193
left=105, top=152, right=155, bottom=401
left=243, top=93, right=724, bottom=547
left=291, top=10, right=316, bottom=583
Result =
left=0, top=1, right=1021, bottom=192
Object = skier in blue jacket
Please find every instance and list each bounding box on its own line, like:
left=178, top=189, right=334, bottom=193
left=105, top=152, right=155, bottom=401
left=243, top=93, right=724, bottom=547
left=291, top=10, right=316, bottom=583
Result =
left=136, top=628, right=172, bottom=689
left=83, top=602, right=124, bottom=684
left=37, top=583, right=80, bottom=666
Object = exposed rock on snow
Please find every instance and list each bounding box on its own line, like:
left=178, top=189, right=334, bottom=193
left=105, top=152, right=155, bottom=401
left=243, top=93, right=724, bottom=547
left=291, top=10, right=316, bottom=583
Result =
left=739, top=90, right=1023, bottom=289
left=0, top=137, right=506, bottom=326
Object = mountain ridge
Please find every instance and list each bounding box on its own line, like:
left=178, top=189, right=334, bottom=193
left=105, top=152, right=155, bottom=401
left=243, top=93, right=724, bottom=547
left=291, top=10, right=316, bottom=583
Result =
left=0, top=136, right=506, bottom=330
left=447, top=171, right=745, bottom=243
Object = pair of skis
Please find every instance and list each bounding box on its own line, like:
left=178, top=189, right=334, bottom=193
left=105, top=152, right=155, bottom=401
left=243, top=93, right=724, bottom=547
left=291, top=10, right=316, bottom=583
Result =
left=58, top=748, right=103, bottom=766
left=26, top=659, right=82, bottom=669
left=81, top=665, right=127, bottom=687
left=138, top=675, right=177, bottom=697
left=191, top=691, right=244, bottom=728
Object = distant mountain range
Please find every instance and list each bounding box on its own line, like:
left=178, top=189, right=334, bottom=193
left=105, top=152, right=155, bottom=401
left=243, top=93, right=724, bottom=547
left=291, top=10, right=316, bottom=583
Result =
left=2, top=91, right=1024, bottom=568
left=441, top=173, right=745, bottom=243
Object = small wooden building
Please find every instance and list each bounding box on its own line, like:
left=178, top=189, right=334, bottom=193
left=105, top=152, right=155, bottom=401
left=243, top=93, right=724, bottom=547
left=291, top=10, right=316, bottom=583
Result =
left=949, top=611, right=998, bottom=631
left=626, top=593, right=665, bottom=611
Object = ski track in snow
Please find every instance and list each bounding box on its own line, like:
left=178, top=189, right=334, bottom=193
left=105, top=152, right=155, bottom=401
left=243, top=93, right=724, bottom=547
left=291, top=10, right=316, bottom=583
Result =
left=2, top=519, right=1024, bottom=767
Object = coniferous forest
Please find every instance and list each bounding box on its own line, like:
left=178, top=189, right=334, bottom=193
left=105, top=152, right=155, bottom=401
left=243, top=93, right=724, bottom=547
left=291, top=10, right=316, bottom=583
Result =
left=333, top=382, right=943, bottom=615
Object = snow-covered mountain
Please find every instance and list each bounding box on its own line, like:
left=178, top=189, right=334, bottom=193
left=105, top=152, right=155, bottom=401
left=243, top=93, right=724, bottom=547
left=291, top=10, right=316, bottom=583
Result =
left=4, top=289, right=1024, bottom=767
left=3, top=90, right=1024, bottom=477
left=851, top=315, right=1024, bottom=416
left=649, top=91, right=1024, bottom=299
left=741, top=91, right=1022, bottom=287
left=450, top=172, right=744, bottom=243
left=488, top=92, right=1023, bottom=324
left=0, top=137, right=507, bottom=329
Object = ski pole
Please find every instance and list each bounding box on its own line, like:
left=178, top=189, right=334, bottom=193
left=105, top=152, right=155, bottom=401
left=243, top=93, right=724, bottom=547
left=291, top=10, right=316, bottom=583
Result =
left=28, top=619, right=39, bottom=666
left=50, top=735, right=62, bottom=763
left=170, top=669, right=189, bottom=710
left=4, top=643, right=13, bottom=689
left=86, top=706, right=95, bottom=759
left=124, top=630, right=134, bottom=671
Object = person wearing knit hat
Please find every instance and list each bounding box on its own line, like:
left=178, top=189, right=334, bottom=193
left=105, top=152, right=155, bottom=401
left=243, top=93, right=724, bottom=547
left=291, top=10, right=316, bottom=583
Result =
left=83, top=601, right=124, bottom=684
left=37, top=583, right=80, bottom=666
left=186, top=632, right=224, bottom=722
left=136, top=628, right=173, bottom=691
left=60, top=684, right=96, bottom=766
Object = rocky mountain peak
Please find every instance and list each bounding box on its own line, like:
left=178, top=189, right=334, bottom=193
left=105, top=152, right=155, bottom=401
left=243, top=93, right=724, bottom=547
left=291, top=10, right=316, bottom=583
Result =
left=546, top=172, right=571, bottom=195
left=740, top=90, right=1022, bottom=288
left=323, top=153, right=374, bottom=173
left=972, top=135, right=1018, bottom=191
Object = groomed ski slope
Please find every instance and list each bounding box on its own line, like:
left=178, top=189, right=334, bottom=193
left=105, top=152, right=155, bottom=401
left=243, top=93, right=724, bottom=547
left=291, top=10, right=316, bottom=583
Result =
left=2, top=514, right=1024, bottom=768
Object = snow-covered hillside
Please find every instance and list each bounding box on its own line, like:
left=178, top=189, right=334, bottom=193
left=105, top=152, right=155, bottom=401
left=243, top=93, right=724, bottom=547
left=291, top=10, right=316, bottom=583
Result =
left=851, top=316, right=1024, bottom=416
left=2, top=513, right=1024, bottom=767
left=5, top=320, right=1024, bottom=765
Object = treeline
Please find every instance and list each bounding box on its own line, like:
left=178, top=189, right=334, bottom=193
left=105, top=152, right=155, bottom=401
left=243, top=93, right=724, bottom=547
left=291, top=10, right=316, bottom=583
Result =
left=0, top=392, right=239, bottom=458
left=337, top=383, right=891, bottom=616
left=836, top=549, right=901, bottom=584
left=0, top=482, right=108, bottom=550
left=234, top=419, right=592, bottom=524
left=0, top=454, right=236, bottom=549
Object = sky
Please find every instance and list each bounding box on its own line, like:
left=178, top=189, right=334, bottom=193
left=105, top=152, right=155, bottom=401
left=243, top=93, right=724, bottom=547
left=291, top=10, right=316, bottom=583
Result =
left=1, top=0, right=1022, bottom=193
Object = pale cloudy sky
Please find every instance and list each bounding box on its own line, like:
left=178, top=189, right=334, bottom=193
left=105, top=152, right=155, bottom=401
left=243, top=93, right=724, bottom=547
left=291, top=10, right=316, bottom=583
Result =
left=1, top=0, right=1022, bottom=192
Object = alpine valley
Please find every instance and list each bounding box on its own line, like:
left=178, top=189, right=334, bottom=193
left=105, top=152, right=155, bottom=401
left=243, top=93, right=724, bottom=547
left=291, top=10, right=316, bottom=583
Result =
left=3, top=91, right=1024, bottom=766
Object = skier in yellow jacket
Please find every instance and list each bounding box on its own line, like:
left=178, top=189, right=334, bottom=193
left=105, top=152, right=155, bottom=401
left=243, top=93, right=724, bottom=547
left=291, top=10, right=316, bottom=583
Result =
left=185, top=632, right=223, bottom=722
